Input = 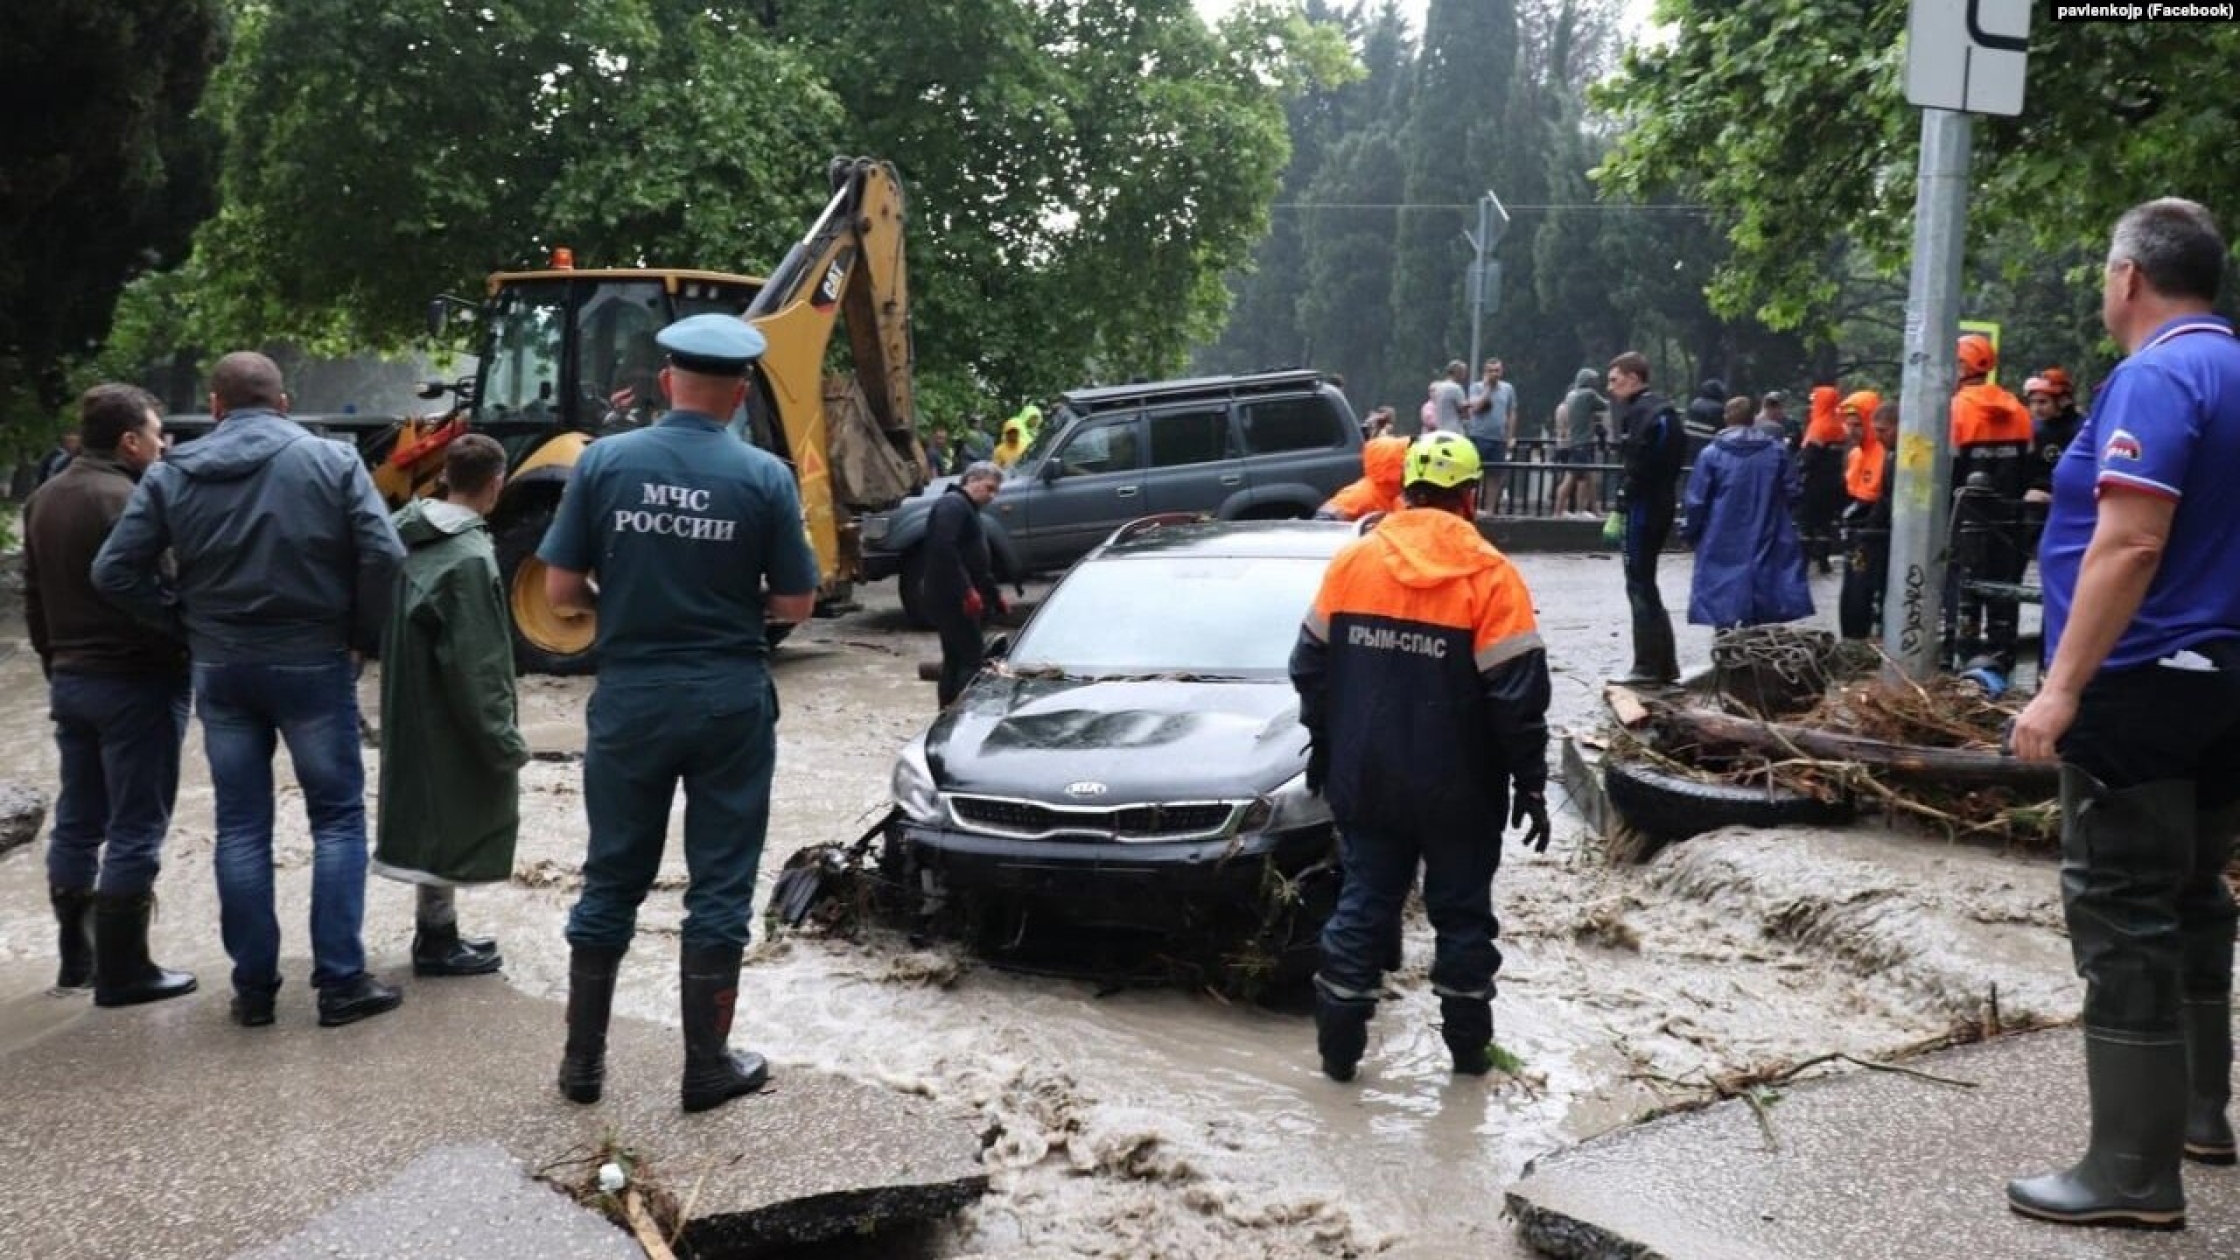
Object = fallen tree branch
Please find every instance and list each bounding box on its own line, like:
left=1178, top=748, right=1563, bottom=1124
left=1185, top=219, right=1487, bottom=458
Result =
left=1661, top=706, right=2057, bottom=791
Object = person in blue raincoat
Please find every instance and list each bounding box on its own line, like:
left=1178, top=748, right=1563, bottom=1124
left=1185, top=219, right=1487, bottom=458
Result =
left=1681, top=401, right=1813, bottom=628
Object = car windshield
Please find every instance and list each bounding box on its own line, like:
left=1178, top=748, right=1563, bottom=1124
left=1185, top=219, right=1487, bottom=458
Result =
left=1007, top=554, right=1329, bottom=678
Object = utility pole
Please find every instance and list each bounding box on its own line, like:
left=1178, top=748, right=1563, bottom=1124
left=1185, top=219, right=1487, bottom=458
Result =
left=1461, top=191, right=1509, bottom=372
left=1881, top=108, right=1971, bottom=679
left=1884, top=0, right=2029, bottom=681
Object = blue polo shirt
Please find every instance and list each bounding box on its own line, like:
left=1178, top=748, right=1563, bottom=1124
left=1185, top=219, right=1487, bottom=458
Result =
left=538, top=411, right=820, bottom=680
left=2040, top=314, right=2240, bottom=670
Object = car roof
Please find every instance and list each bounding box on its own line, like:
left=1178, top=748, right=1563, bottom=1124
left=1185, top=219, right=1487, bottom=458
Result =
left=1088, top=518, right=1359, bottom=562
left=1061, top=369, right=1329, bottom=411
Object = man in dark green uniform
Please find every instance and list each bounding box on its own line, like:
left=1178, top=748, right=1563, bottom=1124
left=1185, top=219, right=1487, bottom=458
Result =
left=539, top=312, right=819, bottom=1114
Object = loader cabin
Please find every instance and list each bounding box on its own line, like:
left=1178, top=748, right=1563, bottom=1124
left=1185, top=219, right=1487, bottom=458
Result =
left=436, top=255, right=790, bottom=459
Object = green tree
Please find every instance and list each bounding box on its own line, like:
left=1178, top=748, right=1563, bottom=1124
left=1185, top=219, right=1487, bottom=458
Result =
left=1597, top=0, right=2240, bottom=334
left=0, top=1, right=223, bottom=446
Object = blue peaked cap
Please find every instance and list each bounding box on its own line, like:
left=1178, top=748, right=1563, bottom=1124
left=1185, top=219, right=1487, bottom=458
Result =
left=656, top=313, right=767, bottom=374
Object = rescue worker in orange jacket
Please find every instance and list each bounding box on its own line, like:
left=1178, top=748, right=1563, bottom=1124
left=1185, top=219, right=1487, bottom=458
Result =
left=1289, top=432, right=1552, bottom=1084
left=1315, top=435, right=1409, bottom=522
left=1839, top=397, right=1897, bottom=640
left=1948, top=334, right=2035, bottom=675
left=1796, top=385, right=1848, bottom=573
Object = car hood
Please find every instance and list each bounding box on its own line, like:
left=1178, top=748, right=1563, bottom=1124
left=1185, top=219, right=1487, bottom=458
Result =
left=926, top=675, right=1308, bottom=803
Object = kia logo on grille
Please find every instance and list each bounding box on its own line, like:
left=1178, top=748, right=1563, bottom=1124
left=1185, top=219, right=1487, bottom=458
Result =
left=1064, top=781, right=1108, bottom=798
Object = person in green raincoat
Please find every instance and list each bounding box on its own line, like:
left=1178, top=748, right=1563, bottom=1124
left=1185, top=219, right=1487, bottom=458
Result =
left=374, top=434, right=529, bottom=976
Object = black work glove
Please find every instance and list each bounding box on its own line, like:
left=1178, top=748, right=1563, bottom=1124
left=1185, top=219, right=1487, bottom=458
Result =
left=1511, top=787, right=1551, bottom=853
left=1305, top=740, right=1329, bottom=796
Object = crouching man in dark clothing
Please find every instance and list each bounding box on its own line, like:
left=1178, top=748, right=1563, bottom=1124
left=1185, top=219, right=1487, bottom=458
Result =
left=1290, top=433, right=1552, bottom=1083
left=924, top=461, right=1008, bottom=708
left=23, top=384, right=195, bottom=1006
left=2007, top=198, right=2240, bottom=1231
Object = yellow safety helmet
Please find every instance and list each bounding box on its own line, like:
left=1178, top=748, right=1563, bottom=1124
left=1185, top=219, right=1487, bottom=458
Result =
left=1404, top=432, right=1483, bottom=489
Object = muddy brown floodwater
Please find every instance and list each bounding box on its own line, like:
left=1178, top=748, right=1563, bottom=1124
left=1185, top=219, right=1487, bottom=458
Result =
left=0, top=552, right=2079, bottom=1258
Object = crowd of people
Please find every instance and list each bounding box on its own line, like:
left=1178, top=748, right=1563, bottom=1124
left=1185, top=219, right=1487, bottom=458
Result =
left=24, top=316, right=812, bottom=1117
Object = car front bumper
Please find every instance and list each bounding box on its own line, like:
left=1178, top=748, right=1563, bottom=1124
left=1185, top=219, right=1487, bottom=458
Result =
left=890, top=817, right=1333, bottom=908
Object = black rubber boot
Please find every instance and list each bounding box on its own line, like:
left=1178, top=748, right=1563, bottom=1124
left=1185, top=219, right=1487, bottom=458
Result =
left=50, top=887, right=94, bottom=992
left=2007, top=1030, right=2188, bottom=1229
left=1440, top=994, right=1496, bottom=1077
left=2185, top=999, right=2236, bottom=1166
left=558, top=945, right=625, bottom=1105
left=90, top=892, right=197, bottom=1008
left=1313, top=977, right=1376, bottom=1083
left=412, top=920, right=503, bottom=977
left=1625, top=610, right=1680, bottom=685
left=680, top=945, right=770, bottom=1113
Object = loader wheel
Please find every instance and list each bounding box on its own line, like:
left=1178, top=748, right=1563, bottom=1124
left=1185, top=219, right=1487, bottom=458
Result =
left=898, top=546, right=933, bottom=630
left=496, top=511, right=598, bottom=676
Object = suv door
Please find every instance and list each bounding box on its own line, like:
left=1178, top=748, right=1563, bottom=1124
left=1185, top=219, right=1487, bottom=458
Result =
left=1236, top=391, right=1359, bottom=513
left=1143, top=401, right=1245, bottom=517
left=998, top=412, right=1146, bottom=568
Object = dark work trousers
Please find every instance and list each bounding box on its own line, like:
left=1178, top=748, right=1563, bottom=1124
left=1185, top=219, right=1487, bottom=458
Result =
left=1951, top=499, right=2028, bottom=670
left=2058, top=639, right=2240, bottom=1037
left=1797, top=448, right=1846, bottom=570
left=46, top=670, right=191, bottom=895
left=1623, top=501, right=1678, bottom=680
left=568, top=671, right=777, bottom=952
left=933, top=607, right=984, bottom=709
left=1838, top=527, right=1889, bottom=640
left=1319, top=821, right=1502, bottom=1001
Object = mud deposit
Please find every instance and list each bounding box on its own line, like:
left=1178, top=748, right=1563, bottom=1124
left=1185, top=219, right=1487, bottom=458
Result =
left=0, top=554, right=2081, bottom=1257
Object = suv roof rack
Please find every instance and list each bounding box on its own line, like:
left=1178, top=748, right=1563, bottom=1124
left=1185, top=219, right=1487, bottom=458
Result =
left=1063, top=369, right=1326, bottom=411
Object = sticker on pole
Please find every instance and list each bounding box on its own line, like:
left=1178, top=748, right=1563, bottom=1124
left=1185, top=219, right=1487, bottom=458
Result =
left=1904, top=0, right=2030, bottom=117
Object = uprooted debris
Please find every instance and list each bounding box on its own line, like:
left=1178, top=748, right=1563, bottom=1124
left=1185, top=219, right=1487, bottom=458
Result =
left=1607, top=670, right=2061, bottom=847
left=537, top=1135, right=697, bottom=1259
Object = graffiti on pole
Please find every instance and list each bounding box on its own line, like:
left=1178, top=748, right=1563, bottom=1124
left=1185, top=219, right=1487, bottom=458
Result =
left=1899, top=563, right=1929, bottom=657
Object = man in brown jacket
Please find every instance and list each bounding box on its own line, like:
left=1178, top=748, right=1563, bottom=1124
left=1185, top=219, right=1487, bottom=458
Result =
left=23, top=384, right=196, bottom=1006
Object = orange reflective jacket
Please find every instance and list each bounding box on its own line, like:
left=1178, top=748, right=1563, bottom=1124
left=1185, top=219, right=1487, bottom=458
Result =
left=1949, top=383, right=2033, bottom=502
left=1845, top=435, right=1887, bottom=503
left=1319, top=436, right=1409, bottom=521
left=1290, top=508, right=1549, bottom=832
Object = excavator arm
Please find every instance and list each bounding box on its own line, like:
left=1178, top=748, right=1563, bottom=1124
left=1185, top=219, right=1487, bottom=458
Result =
left=746, top=158, right=918, bottom=586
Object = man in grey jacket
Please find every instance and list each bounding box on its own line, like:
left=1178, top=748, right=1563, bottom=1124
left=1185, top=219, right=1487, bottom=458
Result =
left=94, top=352, right=408, bottom=1030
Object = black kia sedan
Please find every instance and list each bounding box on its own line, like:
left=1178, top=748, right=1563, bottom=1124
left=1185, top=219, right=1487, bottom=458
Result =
left=885, top=518, right=1359, bottom=932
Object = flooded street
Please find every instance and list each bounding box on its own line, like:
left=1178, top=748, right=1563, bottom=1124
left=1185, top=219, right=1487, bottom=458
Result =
left=0, top=552, right=2078, bottom=1258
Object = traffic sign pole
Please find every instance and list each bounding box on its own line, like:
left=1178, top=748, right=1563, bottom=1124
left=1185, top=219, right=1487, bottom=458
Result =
left=1881, top=106, right=1972, bottom=681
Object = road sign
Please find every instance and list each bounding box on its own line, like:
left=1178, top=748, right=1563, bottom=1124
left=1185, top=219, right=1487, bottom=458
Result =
left=1904, top=0, right=2030, bottom=117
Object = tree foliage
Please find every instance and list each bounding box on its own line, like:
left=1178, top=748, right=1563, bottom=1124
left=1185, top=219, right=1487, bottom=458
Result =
left=114, top=0, right=1345, bottom=422
left=1596, top=0, right=2240, bottom=336
left=0, top=1, right=223, bottom=445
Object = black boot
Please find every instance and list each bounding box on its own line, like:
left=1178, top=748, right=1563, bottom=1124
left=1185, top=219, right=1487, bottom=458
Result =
left=412, top=920, right=503, bottom=977
left=1313, top=976, right=1376, bottom=1083
left=558, top=945, right=625, bottom=1105
left=2007, top=1030, right=2187, bottom=1229
left=91, top=892, right=197, bottom=1008
left=317, top=974, right=403, bottom=1027
left=680, top=946, right=770, bottom=1113
left=2185, top=998, right=2236, bottom=1166
left=1625, top=610, right=1680, bottom=685
left=1440, top=993, right=1496, bottom=1076
left=50, top=887, right=94, bottom=992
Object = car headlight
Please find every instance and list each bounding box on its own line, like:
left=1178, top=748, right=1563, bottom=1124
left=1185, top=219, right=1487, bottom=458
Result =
left=1237, top=770, right=1331, bottom=834
left=890, top=733, right=943, bottom=824
left=862, top=514, right=890, bottom=544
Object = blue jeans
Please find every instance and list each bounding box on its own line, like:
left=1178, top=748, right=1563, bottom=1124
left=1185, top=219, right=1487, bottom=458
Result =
left=46, top=671, right=192, bottom=895
left=195, top=657, right=370, bottom=993
left=1319, top=822, right=1503, bottom=999
left=569, top=673, right=777, bottom=951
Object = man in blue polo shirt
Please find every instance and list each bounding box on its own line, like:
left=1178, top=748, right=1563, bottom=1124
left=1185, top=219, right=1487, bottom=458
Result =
left=539, top=312, right=820, bottom=1115
left=2007, top=198, right=2240, bottom=1231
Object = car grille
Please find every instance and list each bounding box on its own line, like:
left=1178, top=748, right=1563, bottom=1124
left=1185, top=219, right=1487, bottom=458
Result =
left=946, top=795, right=1243, bottom=842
